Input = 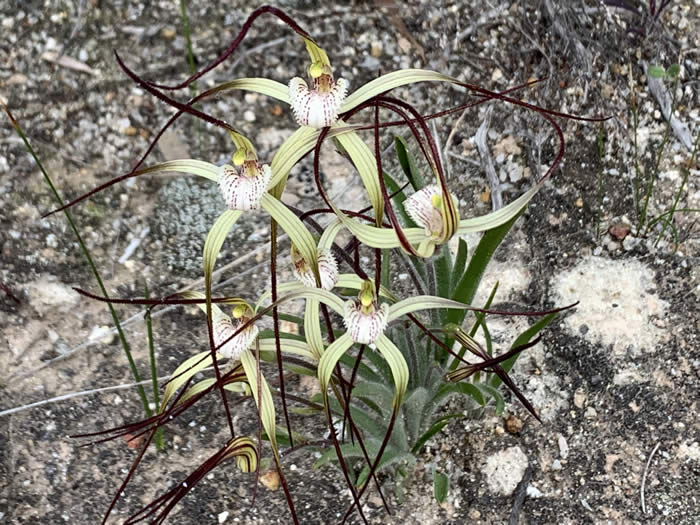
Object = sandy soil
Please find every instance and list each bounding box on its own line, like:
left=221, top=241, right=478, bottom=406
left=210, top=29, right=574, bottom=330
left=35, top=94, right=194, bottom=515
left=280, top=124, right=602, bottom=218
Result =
left=1, top=1, right=698, bottom=524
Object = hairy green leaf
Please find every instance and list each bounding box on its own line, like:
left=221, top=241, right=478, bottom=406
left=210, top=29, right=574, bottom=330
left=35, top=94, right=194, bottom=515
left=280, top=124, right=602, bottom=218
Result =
left=434, top=470, right=449, bottom=503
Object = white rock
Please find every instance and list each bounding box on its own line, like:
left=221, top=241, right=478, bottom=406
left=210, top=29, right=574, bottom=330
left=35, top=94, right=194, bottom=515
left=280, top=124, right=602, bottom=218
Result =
left=25, top=276, right=80, bottom=314
left=622, top=235, right=641, bottom=251
left=482, top=446, right=528, bottom=496
left=46, top=233, right=58, bottom=248
left=526, top=485, right=543, bottom=498
left=218, top=511, right=229, bottom=523
left=678, top=441, right=700, bottom=460
left=506, top=161, right=524, bottom=182
left=558, top=434, right=569, bottom=459
left=550, top=256, right=668, bottom=357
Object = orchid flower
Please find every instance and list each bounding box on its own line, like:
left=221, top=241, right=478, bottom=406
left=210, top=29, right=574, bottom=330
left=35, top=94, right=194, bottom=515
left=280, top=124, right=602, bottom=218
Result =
left=218, top=152, right=272, bottom=211
left=343, top=280, right=390, bottom=345
left=289, top=62, right=349, bottom=129
left=290, top=243, right=338, bottom=290
left=223, top=40, right=549, bottom=258
left=405, top=184, right=458, bottom=240
left=213, top=303, right=259, bottom=361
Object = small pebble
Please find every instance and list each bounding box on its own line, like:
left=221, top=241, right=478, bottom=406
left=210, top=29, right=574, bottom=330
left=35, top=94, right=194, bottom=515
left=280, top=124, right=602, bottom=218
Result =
left=504, top=415, right=523, bottom=434
left=608, top=223, right=630, bottom=241
left=259, top=470, right=280, bottom=491
left=527, top=485, right=543, bottom=498
left=558, top=435, right=569, bottom=459
left=370, top=41, right=383, bottom=57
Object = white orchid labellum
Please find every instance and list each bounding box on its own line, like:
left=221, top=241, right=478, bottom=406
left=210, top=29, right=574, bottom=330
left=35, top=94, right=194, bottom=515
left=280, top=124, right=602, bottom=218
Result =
left=291, top=244, right=338, bottom=290
left=343, top=280, right=389, bottom=345
left=218, top=146, right=272, bottom=211
left=405, top=184, right=458, bottom=239
left=289, top=62, right=348, bottom=129
left=213, top=305, right=259, bottom=361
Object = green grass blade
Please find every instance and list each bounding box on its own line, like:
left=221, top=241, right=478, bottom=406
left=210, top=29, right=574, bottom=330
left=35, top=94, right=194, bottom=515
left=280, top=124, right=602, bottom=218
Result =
left=448, top=209, right=524, bottom=326
left=2, top=103, right=152, bottom=416
left=395, top=136, right=426, bottom=191
left=450, top=238, right=468, bottom=286
left=411, top=415, right=460, bottom=455
left=144, top=284, right=164, bottom=450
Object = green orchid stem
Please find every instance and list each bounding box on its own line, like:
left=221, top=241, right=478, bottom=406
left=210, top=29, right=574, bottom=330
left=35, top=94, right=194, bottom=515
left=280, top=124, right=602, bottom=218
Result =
left=2, top=103, right=151, bottom=417
left=269, top=219, right=295, bottom=448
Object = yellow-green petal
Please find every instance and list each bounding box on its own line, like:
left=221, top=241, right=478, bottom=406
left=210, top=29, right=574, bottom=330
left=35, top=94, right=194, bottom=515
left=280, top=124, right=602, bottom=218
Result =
left=240, top=348, right=278, bottom=453
left=131, top=159, right=220, bottom=182
left=388, top=295, right=473, bottom=322
left=374, top=334, right=409, bottom=408
left=160, top=350, right=214, bottom=410
left=317, top=332, right=354, bottom=392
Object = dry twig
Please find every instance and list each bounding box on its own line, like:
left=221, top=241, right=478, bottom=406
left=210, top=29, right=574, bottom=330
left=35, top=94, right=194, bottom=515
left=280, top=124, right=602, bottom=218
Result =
left=640, top=441, right=661, bottom=514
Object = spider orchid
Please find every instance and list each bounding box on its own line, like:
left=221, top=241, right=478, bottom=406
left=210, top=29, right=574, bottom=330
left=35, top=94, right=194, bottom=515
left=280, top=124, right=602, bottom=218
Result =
left=45, top=4, right=591, bottom=265
left=218, top=140, right=272, bottom=211
left=289, top=61, right=349, bottom=129
left=45, top=13, right=563, bottom=263
left=404, top=184, right=459, bottom=241
left=290, top=243, right=338, bottom=291
left=218, top=35, right=551, bottom=258
left=343, top=280, right=390, bottom=345
left=212, top=303, right=259, bottom=361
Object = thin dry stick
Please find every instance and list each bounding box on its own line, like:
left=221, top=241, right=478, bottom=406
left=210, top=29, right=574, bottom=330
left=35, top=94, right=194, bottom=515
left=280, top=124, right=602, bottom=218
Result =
left=447, top=150, right=480, bottom=167
left=640, top=441, right=661, bottom=514
left=474, top=106, right=503, bottom=210
left=443, top=107, right=469, bottom=178
left=431, top=119, right=446, bottom=179
left=0, top=370, right=211, bottom=418
left=228, top=37, right=286, bottom=72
